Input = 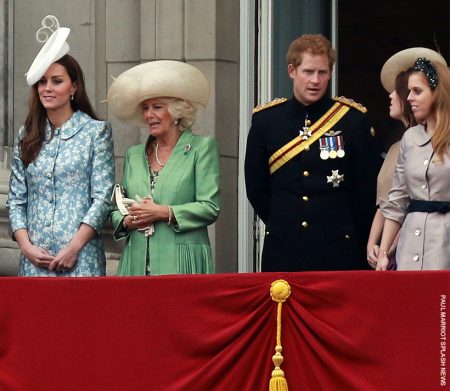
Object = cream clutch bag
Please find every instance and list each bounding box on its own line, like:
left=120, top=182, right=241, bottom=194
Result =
left=111, top=184, right=154, bottom=236
left=111, top=184, right=136, bottom=215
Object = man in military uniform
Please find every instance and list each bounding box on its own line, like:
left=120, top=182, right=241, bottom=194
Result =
left=245, top=34, right=381, bottom=271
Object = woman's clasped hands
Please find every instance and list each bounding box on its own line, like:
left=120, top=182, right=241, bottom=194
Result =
left=21, top=242, right=79, bottom=273
left=125, top=198, right=167, bottom=230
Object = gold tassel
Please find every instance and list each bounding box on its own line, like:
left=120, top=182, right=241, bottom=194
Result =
left=269, top=280, right=291, bottom=391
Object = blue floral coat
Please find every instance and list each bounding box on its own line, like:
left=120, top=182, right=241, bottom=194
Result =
left=7, top=111, right=115, bottom=276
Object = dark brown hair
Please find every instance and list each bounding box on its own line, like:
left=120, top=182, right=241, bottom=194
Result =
left=19, top=54, right=99, bottom=166
left=395, top=70, right=416, bottom=128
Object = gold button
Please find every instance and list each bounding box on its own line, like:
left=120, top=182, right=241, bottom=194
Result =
left=301, top=221, right=309, bottom=228
left=303, top=171, right=310, bottom=177
left=304, top=145, right=310, bottom=151
left=302, top=196, right=309, bottom=202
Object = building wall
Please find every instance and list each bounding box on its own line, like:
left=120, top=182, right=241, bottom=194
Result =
left=0, top=0, right=239, bottom=275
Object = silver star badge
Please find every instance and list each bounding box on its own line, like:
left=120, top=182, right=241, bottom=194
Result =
left=299, top=117, right=312, bottom=140
left=327, top=170, right=344, bottom=187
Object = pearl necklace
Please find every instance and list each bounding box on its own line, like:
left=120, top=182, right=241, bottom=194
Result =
left=155, top=142, right=165, bottom=167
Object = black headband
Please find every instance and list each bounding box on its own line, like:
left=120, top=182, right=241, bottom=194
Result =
left=412, top=57, right=438, bottom=89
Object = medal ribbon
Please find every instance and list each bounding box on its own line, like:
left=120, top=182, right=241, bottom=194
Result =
left=337, top=135, right=344, bottom=152
left=328, top=136, right=336, bottom=152
left=269, top=102, right=350, bottom=175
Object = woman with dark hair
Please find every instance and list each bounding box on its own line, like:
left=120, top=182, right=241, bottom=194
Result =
left=366, top=70, right=416, bottom=269
left=376, top=49, right=450, bottom=270
left=7, top=21, right=115, bottom=276
left=367, top=47, right=447, bottom=269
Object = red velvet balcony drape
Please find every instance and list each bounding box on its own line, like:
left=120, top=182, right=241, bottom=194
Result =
left=0, top=271, right=448, bottom=391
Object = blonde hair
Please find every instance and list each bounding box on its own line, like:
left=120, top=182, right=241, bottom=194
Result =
left=160, top=97, right=197, bottom=131
left=430, top=62, right=450, bottom=159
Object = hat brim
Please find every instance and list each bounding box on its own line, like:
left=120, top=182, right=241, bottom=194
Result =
left=26, top=27, right=71, bottom=86
left=380, top=47, right=447, bottom=92
left=107, top=60, right=209, bottom=127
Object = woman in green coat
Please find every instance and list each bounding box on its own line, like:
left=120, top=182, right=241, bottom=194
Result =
left=108, top=61, right=220, bottom=276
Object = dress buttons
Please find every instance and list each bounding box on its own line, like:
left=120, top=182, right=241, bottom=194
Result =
left=421, top=183, right=427, bottom=189
left=303, top=171, right=310, bottom=177
left=413, top=254, right=419, bottom=262
left=46, top=172, right=52, bottom=179
left=301, top=221, right=309, bottom=228
left=265, top=231, right=270, bottom=236
left=414, top=229, right=421, bottom=236
left=45, top=221, right=51, bottom=227
left=304, top=145, right=310, bottom=151
left=423, top=160, right=429, bottom=165
left=302, top=196, right=309, bottom=202
left=345, top=234, right=350, bottom=239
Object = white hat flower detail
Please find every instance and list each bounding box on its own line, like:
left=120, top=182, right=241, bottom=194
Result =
left=25, top=15, right=71, bottom=86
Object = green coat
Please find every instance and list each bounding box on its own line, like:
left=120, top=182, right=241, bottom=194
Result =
left=111, top=130, right=220, bottom=276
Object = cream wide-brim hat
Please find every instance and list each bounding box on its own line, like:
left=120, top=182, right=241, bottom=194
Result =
left=25, top=27, right=71, bottom=86
left=107, top=60, right=210, bottom=127
left=380, top=47, right=447, bottom=92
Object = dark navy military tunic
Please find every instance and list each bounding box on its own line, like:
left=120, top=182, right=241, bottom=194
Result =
left=245, top=95, right=381, bottom=271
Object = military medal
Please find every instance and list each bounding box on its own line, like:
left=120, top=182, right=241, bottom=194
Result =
left=328, top=136, right=337, bottom=159
left=327, top=170, right=344, bottom=188
left=319, top=138, right=329, bottom=160
left=299, top=115, right=312, bottom=140
left=336, top=135, right=345, bottom=158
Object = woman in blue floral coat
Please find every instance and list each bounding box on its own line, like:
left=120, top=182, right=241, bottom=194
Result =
left=7, top=26, right=114, bottom=276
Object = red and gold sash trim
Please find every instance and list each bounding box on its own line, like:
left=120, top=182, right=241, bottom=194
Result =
left=269, top=102, right=350, bottom=174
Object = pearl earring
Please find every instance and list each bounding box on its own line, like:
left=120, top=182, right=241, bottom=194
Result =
left=174, top=119, right=179, bottom=125
left=71, top=95, right=74, bottom=101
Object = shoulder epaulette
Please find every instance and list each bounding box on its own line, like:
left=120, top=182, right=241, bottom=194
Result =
left=333, top=96, right=367, bottom=113
left=253, top=97, right=288, bottom=113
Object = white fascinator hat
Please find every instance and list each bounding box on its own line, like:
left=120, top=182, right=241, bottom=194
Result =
left=107, top=60, right=210, bottom=127
left=25, top=15, right=70, bottom=86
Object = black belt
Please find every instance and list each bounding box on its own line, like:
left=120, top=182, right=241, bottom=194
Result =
left=407, top=199, right=450, bottom=214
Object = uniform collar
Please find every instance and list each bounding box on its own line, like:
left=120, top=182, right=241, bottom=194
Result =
left=291, top=94, right=332, bottom=116
left=411, top=124, right=432, bottom=146
left=45, top=110, right=93, bottom=140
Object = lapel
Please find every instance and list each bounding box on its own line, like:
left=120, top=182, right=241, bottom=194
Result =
left=411, top=124, right=432, bottom=147
left=134, top=143, right=151, bottom=198
left=152, top=129, right=194, bottom=200
left=60, top=111, right=92, bottom=140
left=45, top=110, right=92, bottom=141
